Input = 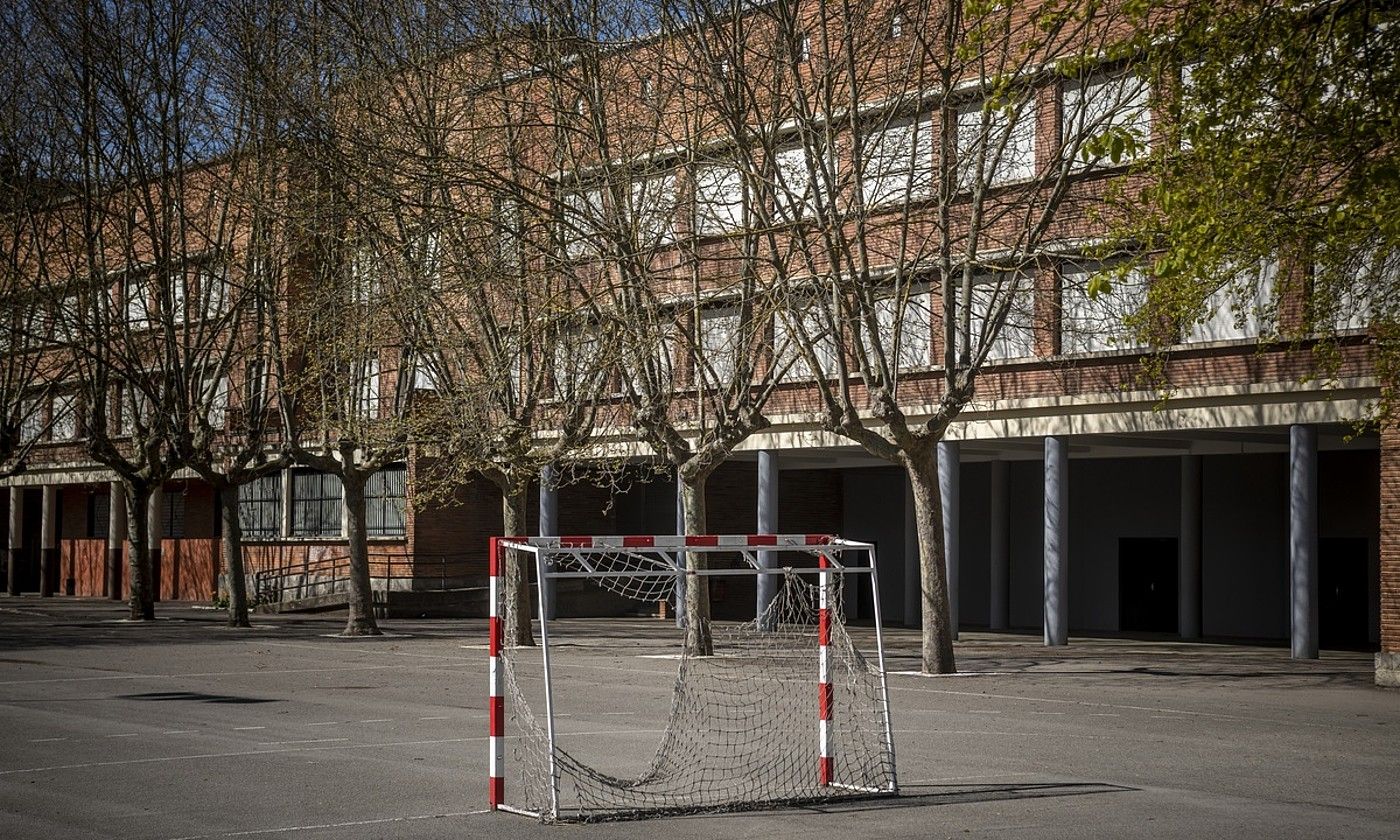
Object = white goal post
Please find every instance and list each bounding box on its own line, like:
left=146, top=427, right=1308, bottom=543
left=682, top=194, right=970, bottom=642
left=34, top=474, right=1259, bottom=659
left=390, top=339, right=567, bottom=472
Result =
left=487, top=534, right=898, bottom=822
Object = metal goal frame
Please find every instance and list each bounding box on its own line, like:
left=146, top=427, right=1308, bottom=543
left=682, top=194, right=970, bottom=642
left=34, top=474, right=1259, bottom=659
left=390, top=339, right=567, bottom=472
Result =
left=486, top=533, right=898, bottom=821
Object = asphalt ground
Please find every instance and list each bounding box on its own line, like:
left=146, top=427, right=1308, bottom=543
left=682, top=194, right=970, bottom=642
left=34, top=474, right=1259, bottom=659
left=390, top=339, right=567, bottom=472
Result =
left=0, top=597, right=1395, bottom=839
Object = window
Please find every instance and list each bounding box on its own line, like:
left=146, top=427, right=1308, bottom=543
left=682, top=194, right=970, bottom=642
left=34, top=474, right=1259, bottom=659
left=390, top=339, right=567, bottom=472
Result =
left=291, top=469, right=342, bottom=538
left=350, top=355, right=380, bottom=420
left=775, top=309, right=841, bottom=380
left=54, top=294, right=80, bottom=342
left=239, top=473, right=282, bottom=539
left=412, top=350, right=439, bottom=391
left=861, top=117, right=933, bottom=206
left=641, top=77, right=656, bottom=103
left=797, top=34, right=811, bottom=62
left=1317, top=245, right=1396, bottom=333
left=162, top=491, right=186, bottom=539
left=19, top=398, right=43, bottom=444
left=872, top=290, right=933, bottom=370
left=201, top=266, right=229, bottom=319
left=694, top=164, right=745, bottom=236
left=967, top=274, right=1037, bottom=361
left=956, top=99, right=1037, bottom=188
left=350, top=246, right=381, bottom=304
left=88, top=492, right=111, bottom=539
left=169, top=271, right=189, bottom=321
left=890, top=12, right=905, bottom=38
left=51, top=393, right=78, bottom=441
left=366, top=466, right=407, bottom=537
left=203, top=375, right=230, bottom=430
left=495, top=196, right=522, bottom=267
left=630, top=174, right=676, bottom=247
left=1060, top=262, right=1149, bottom=354
left=562, top=188, right=604, bottom=257
left=125, top=277, right=152, bottom=328
left=1187, top=259, right=1278, bottom=343
left=1063, top=71, right=1152, bottom=169
left=774, top=144, right=834, bottom=220
left=245, top=359, right=267, bottom=418
left=553, top=330, right=602, bottom=399
left=697, top=308, right=741, bottom=384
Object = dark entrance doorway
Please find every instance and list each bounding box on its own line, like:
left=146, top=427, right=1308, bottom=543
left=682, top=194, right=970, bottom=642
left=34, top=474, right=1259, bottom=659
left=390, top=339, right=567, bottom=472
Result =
left=17, top=488, right=43, bottom=592
left=1319, top=537, right=1370, bottom=650
left=1119, top=538, right=1178, bottom=634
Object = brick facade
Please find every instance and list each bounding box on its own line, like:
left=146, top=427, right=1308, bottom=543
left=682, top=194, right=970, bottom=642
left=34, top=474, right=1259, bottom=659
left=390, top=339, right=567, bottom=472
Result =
left=1379, top=424, right=1400, bottom=686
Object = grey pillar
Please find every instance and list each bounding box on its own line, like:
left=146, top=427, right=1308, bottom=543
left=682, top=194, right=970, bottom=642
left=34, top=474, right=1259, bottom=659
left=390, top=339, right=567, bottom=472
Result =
left=538, top=465, right=559, bottom=620
left=1290, top=425, right=1319, bottom=659
left=107, top=482, right=126, bottom=599
left=674, top=470, right=686, bottom=629
left=989, top=459, right=1010, bottom=631
left=147, top=485, right=163, bottom=602
left=903, top=476, right=919, bottom=628
left=7, top=486, right=22, bottom=596
left=1179, top=455, right=1203, bottom=640
left=756, top=451, right=779, bottom=627
left=40, top=485, right=57, bottom=598
left=1043, top=436, right=1069, bottom=647
left=938, top=442, right=960, bottom=640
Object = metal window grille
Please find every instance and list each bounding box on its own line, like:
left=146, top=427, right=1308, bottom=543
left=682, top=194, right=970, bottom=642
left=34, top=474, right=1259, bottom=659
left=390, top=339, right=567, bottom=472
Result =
left=366, top=466, right=406, bottom=537
left=238, top=473, right=282, bottom=539
left=291, top=470, right=342, bottom=537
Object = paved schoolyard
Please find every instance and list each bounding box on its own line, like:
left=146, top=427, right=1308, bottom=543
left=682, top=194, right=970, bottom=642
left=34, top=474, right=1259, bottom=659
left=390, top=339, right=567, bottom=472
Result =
left=0, top=598, right=1395, bottom=839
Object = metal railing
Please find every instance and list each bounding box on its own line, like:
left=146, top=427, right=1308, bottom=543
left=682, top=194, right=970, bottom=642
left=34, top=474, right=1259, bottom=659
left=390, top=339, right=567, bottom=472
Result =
left=252, top=553, right=483, bottom=606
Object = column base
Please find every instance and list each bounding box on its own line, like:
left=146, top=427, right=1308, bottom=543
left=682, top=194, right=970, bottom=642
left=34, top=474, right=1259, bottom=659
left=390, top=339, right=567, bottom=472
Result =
left=1377, top=652, right=1400, bottom=688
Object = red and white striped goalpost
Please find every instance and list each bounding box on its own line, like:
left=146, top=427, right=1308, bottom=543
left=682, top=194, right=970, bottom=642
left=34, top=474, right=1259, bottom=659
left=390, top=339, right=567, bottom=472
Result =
left=486, top=533, right=896, bottom=817
left=818, top=552, right=833, bottom=787
left=487, top=536, right=504, bottom=810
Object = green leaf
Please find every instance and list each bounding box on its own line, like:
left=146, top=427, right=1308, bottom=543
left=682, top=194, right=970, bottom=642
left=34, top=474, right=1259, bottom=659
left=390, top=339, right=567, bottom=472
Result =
left=1087, top=273, right=1113, bottom=300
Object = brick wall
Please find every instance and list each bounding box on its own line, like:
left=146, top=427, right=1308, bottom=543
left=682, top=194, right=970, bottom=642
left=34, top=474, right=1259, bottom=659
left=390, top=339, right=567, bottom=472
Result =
left=1380, top=423, right=1399, bottom=657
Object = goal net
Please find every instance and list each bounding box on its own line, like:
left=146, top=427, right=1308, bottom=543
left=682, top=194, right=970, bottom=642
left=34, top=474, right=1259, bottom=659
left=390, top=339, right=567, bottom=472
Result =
left=487, top=534, right=897, bottom=822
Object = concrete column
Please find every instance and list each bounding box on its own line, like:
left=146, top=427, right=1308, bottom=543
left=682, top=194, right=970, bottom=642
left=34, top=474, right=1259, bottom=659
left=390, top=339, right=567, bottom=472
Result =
left=1290, top=425, right=1319, bottom=659
left=674, top=470, right=686, bottom=629
left=938, top=441, right=960, bottom=640
left=756, top=450, right=778, bottom=627
left=107, top=482, right=126, bottom=599
left=538, top=465, right=558, bottom=620
left=1179, top=455, right=1203, bottom=640
left=903, top=476, right=919, bottom=628
left=148, top=485, right=164, bottom=603
left=7, top=486, right=21, bottom=596
left=1043, top=436, right=1069, bottom=647
left=989, top=459, right=1010, bottom=631
left=40, top=486, right=57, bottom=598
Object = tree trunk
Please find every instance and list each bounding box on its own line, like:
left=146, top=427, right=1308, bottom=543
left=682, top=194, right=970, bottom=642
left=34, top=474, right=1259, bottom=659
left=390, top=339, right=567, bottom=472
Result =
left=680, top=472, right=713, bottom=656
left=906, top=451, right=957, bottom=674
left=502, top=487, right=535, bottom=647
left=123, top=483, right=155, bottom=621
left=341, top=475, right=381, bottom=636
left=220, top=486, right=251, bottom=629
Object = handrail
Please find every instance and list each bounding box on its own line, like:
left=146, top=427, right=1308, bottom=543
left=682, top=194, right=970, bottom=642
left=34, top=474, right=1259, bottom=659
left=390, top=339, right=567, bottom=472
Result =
left=252, top=553, right=483, bottom=605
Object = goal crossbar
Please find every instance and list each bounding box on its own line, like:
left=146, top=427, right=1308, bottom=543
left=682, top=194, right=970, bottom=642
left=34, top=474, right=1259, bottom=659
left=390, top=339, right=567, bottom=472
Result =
left=487, top=533, right=898, bottom=822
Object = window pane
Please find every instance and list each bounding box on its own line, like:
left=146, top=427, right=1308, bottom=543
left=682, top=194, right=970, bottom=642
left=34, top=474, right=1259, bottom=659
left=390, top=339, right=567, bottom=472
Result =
left=698, top=309, right=741, bottom=383
left=366, top=466, right=407, bottom=537
left=862, top=117, right=933, bottom=205
left=957, top=100, right=1037, bottom=188
left=291, top=470, right=342, bottom=538
left=239, top=473, right=283, bottom=539
left=694, top=165, right=744, bottom=235
left=1060, top=263, right=1148, bottom=354
left=1063, top=72, right=1152, bottom=169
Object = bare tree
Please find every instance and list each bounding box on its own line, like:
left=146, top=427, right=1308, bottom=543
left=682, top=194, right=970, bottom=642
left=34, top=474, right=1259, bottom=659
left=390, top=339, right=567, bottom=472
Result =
left=10, top=0, right=252, bottom=620
left=490, top=0, right=1154, bottom=667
